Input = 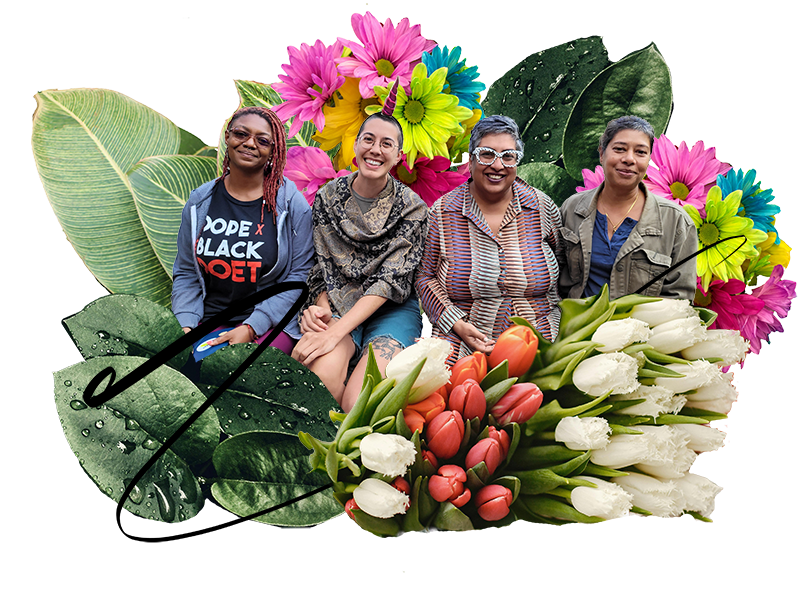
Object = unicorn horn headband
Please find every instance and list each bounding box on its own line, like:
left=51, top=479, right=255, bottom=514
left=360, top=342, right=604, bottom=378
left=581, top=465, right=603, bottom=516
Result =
left=382, top=80, right=399, bottom=116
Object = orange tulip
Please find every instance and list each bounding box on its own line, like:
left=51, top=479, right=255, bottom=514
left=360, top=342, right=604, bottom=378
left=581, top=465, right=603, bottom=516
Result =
left=488, top=325, right=538, bottom=377
left=447, top=352, right=488, bottom=394
left=403, top=391, right=447, bottom=433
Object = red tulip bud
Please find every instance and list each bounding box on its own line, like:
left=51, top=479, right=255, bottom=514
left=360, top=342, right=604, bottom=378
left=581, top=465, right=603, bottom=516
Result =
left=345, top=498, right=359, bottom=521
left=488, top=325, right=539, bottom=377
left=429, top=464, right=471, bottom=507
left=465, top=437, right=506, bottom=474
left=403, top=391, right=446, bottom=433
left=422, top=449, right=439, bottom=470
left=391, top=476, right=411, bottom=496
left=425, top=410, right=465, bottom=460
left=447, top=379, right=486, bottom=421
left=490, top=382, right=543, bottom=426
left=486, top=426, right=511, bottom=455
left=447, top=352, right=488, bottom=394
left=475, top=484, right=513, bottom=521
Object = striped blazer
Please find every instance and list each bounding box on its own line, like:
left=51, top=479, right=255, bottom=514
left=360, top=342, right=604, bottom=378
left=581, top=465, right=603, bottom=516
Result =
left=416, top=178, right=562, bottom=364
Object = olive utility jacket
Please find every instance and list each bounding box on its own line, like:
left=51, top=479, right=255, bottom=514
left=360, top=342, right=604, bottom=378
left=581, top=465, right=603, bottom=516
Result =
left=557, top=183, right=698, bottom=300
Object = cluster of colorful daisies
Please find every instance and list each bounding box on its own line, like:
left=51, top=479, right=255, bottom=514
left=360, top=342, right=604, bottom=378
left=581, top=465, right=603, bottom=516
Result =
left=579, top=138, right=795, bottom=359
left=274, top=12, right=484, bottom=206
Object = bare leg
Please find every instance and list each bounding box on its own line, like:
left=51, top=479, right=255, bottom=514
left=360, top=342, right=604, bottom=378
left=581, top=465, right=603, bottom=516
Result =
left=293, top=335, right=356, bottom=408
left=341, top=336, right=403, bottom=412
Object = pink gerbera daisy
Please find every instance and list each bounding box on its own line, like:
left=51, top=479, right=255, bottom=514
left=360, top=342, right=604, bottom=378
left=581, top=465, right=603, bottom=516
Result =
left=273, top=39, right=345, bottom=139
left=694, top=277, right=762, bottom=332
left=336, top=12, right=436, bottom=99
left=736, top=265, right=796, bottom=354
left=576, top=165, right=605, bottom=193
left=391, top=154, right=469, bottom=206
left=645, top=135, right=731, bottom=213
left=284, top=146, right=350, bottom=205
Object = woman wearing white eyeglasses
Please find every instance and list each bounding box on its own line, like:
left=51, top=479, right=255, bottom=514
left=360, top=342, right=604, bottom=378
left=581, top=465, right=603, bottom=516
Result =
left=416, top=115, right=563, bottom=364
left=171, top=106, right=314, bottom=356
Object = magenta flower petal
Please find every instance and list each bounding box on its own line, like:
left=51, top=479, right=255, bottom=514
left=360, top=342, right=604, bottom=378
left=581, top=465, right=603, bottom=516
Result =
left=391, top=154, right=469, bottom=206
left=284, top=146, right=350, bottom=205
left=735, top=265, right=796, bottom=354
left=273, top=39, right=345, bottom=138
left=336, top=12, right=436, bottom=98
left=577, top=165, right=605, bottom=193
left=645, top=135, right=731, bottom=212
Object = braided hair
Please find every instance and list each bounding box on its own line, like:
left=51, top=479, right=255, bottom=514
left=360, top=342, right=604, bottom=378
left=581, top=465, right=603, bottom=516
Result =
left=220, top=106, right=287, bottom=223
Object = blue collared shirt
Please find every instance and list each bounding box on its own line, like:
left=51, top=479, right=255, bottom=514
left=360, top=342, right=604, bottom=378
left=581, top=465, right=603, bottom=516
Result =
left=583, top=212, right=638, bottom=297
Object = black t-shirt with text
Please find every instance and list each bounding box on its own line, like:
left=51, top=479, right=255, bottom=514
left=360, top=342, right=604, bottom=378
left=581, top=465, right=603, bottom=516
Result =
left=196, top=182, right=278, bottom=324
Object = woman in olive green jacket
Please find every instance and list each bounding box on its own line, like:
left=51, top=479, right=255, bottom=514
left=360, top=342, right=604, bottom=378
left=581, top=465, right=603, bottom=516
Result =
left=558, top=116, right=697, bottom=300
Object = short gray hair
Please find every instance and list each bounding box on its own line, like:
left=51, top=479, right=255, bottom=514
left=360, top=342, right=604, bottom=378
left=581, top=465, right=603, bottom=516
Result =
left=469, top=114, right=524, bottom=156
left=599, top=115, right=655, bottom=154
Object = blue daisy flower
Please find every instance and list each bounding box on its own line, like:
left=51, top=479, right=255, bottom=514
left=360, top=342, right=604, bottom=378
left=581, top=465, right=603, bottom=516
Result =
left=717, top=168, right=781, bottom=243
left=422, top=45, right=485, bottom=111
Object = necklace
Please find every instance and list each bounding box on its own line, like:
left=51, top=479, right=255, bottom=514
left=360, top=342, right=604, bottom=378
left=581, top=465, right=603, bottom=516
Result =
left=605, top=192, right=640, bottom=233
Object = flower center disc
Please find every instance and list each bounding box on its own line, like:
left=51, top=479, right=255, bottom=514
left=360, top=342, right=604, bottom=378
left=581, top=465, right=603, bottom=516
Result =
left=396, top=164, right=417, bottom=184
left=375, top=59, right=395, bottom=77
left=699, top=222, right=720, bottom=246
left=669, top=181, right=691, bottom=200
left=404, top=99, right=425, bottom=124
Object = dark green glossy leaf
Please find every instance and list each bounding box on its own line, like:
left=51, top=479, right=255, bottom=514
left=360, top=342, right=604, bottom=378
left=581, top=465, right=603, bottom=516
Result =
left=482, top=36, right=609, bottom=164
left=198, top=345, right=339, bottom=441
left=517, top=163, right=579, bottom=207
left=54, top=356, right=219, bottom=521
left=211, top=431, right=342, bottom=526
left=562, top=43, right=673, bottom=179
left=62, top=294, right=190, bottom=369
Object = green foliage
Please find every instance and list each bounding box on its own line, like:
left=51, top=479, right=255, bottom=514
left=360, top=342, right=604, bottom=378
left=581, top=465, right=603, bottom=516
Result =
left=53, top=294, right=343, bottom=528
left=517, top=162, right=580, bottom=207
left=482, top=36, right=609, bottom=165
left=562, top=43, right=673, bottom=179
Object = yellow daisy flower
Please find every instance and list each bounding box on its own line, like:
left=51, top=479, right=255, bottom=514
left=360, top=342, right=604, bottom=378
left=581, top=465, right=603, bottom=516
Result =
left=313, top=77, right=381, bottom=171
left=369, top=63, right=473, bottom=168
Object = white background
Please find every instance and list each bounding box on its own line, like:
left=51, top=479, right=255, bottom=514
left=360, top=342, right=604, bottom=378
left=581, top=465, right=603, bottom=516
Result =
left=5, top=1, right=797, bottom=597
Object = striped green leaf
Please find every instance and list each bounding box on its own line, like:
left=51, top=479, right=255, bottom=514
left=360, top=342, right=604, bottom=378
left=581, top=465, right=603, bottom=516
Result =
left=32, top=88, right=183, bottom=305
left=128, top=155, right=218, bottom=275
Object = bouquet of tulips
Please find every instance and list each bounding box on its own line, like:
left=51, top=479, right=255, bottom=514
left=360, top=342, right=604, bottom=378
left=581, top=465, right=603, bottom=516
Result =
left=300, top=286, right=743, bottom=534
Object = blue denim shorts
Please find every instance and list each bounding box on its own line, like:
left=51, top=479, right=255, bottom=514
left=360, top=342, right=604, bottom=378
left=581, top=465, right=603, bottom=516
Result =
left=345, top=293, right=423, bottom=356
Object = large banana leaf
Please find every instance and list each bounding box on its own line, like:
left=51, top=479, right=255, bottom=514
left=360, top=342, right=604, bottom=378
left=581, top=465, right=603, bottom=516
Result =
left=128, top=155, right=218, bottom=275
left=562, top=44, right=673, bottom=180
left=32, top=88, right=185, bottom=305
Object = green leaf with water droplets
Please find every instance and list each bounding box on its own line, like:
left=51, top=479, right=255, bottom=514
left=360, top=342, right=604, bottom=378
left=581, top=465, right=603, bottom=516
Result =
left=517, top=163, right=580, bottom=207
left=211, top=431, right=342, bottom=526
left=197, top=344, right=340, bottom=441
left=481, top=37, right=609, bottom=165
left=562, top=43, right=673, bottom=180
left=54, top=356, right=219, bottom=521
left=62, top=294, right=190, bottom=369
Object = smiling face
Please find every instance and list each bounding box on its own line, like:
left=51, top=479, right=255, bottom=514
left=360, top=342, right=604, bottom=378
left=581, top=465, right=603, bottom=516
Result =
left=469, top=132, right=518, bottom=202
left=353, top=116, right=402, bottom=189
left=224, top=113, right=274, bottom=173
left=599, top=129, right=651, bottom=191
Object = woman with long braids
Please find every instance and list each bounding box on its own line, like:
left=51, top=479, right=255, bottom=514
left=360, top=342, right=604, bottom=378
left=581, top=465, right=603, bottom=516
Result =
left=171, top=106, right=314, bottom=356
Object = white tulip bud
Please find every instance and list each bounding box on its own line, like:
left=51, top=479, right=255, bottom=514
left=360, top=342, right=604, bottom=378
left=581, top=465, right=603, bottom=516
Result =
left=360, top=433, right=417, bottom=478
left=555, top=416, right=611, bottom=450
left=681, top=329, right=749, bottom=366
left=571, top=476, right=632, bottom=519
left=572, top=352, right=639, bottom=397
left=591, top=318, right=651, bottom=352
